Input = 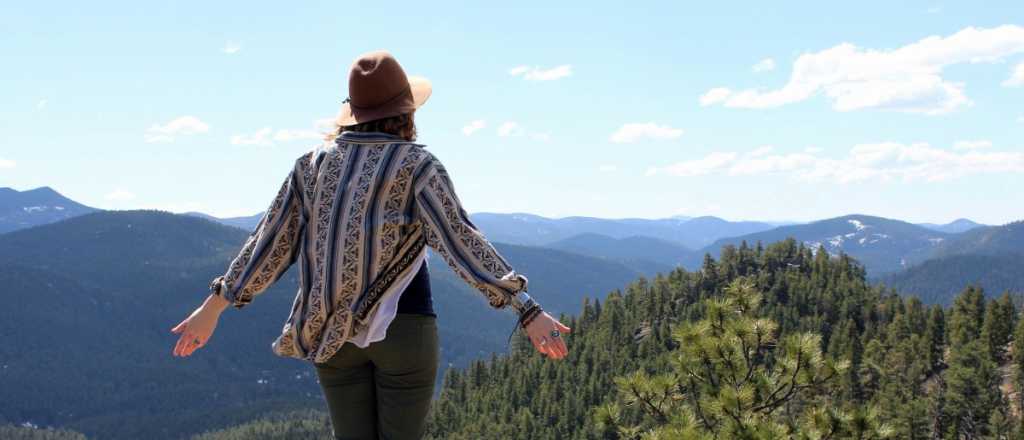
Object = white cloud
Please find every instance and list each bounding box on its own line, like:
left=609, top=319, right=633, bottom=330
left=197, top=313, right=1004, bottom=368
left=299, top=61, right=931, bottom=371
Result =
left=953, top=140, right=992, bottom=150
left=598, top=164, right=617, bottom=172
left=36, top=99, right=47, bottom=110
left=752, top=58, right=776, bottom=73
left=700, top=25, right=1024, bottom=114
left=146, top=116, right=210, bottom=143
left=648, top=142, right=1024, bottom=183
left=272, top=129, right=321, bottom=143
left=609, top=122, right=684, bottom=143
left=314, top=117, right=337, bottom=132
left=1018, top=115, right=1024, bottom=123
left=105, top=189, right=136, bottom=201
left=231, top=127, right=274, bottom=146
left=462, top=120, right=486, bottom=136
left=0, top=158, right=15, bottom=169
left=529, top=132, right=551, bottom=142
left=508, top=66, right=530, bottom=76
left=222, top=41, right=242, bottom=54
left=648, top=152, right=738, bottom=177
left=1003, top=61, right=1024, bottom=87
left=805, top=146, right=824, bottom=153
left=748, top=146, right=775, bottom=157
left=699, top=87, right=732, bottom=106
left=497, top=121, right=521, bottom=137
left=508, top=64, right=573, bottom=81
left=232, top=120, right=331, bottom=147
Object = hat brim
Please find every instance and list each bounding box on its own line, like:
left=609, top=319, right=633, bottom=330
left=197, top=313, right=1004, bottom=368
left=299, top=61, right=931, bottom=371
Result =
left=335, top=75, right=432, bottom=127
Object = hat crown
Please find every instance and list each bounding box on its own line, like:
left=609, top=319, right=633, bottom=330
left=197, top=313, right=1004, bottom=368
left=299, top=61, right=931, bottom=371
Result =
left=347, top=50, right=412, bottom=109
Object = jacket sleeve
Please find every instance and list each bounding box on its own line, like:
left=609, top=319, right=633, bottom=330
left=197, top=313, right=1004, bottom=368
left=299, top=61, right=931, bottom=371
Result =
left=212, top=157, right=307, bottom=309
left=411, top=154, right=528, bottom=310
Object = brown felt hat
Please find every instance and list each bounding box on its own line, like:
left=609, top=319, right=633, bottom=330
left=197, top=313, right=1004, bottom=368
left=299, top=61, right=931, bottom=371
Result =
left=335, top=50, right=432, bottom=126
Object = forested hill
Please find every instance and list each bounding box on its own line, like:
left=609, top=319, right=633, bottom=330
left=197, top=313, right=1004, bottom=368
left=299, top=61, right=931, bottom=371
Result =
left=881, top=221, right=1024, bottom=304
left=425, top=240, right=1023, bottom=439
left=929, top=220, right=1024, bottom=258
left=150, top=239, right=1024, bottom=439
left=0, top=209, right=646, bottom=440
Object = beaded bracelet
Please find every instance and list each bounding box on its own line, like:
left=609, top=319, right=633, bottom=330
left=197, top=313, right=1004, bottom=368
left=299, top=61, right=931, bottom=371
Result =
left=518, top=303, right=543, bottom=328
left=506, top=302, right=544, bottom=346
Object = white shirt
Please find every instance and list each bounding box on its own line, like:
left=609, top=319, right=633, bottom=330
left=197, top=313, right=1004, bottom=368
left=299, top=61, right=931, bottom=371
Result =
left=343, top=248, right=428, bottom=348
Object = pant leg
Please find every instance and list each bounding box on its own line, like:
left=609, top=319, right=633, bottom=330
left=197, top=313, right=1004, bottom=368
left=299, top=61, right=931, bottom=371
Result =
left=365, top=313, right=439, bottom=440
left=314, top=342, right=378, bottom=440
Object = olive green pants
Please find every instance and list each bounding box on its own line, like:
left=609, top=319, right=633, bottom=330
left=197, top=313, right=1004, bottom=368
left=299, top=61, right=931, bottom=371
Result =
left=314, top=313, right=439, bottom=440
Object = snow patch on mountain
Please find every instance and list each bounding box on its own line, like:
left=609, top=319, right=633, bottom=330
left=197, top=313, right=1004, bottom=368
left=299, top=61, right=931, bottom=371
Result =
left=848, top=219, right=868, bottom=231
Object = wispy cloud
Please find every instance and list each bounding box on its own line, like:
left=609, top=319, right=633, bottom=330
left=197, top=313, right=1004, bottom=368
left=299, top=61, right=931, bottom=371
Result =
left=1003, top=61, right=1024, bottom=87
left=231, top=127, right=274, bottom=146
left=752, top=58, right=776, bottom=73
left=231, top=125, right=322, bottom=147
left=104, top=189, right=136, bottom=201
left=648, top=142, right=1024, bottom=183
left=699, top=25, right=1024, bottom=114
left=508, top=64, right=573, bottom=81
left=700, top=88, right=732, bottom=106
left=462, top=120, right=486, bottom=136
left=145, top=116, right=210, bottom=143
left=609, top=122, right=683, bottom=143
left=647, top=152, right=737, bottom=177
left=0, top=158, right=15, bottom=169
left=222, top=41, right=242, bottom=55
left=497, top=121, right=522, bottom=137
left=953, top=140, right=992, bottom=150
left=36, top=99, right=47, bottom=110
left=926, top=5, right=942, bottom=14
left=598, top=164, right=618, bottom=172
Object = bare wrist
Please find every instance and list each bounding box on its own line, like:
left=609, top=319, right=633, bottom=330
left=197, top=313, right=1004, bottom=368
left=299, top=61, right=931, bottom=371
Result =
left=204, top=293, right=230, bottom=313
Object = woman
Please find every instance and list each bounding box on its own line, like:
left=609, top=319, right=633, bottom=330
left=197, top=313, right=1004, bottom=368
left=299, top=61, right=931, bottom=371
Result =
left=169, top=50, right=571, bottom=439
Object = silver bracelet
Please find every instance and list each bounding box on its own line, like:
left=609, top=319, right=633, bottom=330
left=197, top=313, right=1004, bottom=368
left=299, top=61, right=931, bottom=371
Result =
left=509, top=291, right=534, bottom=315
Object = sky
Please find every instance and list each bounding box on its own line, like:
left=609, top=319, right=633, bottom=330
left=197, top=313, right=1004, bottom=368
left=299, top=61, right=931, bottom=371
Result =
left=2, top=1, right=1023, bottom=225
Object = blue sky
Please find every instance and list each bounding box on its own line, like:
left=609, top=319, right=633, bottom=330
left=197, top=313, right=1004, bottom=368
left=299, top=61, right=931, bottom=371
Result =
left=2, top=1, right=1023, bottom=225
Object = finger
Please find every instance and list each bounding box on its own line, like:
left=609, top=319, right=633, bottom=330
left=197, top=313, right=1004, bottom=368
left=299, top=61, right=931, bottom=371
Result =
left=174, top=334, right=187, bottom=357
left=530, top=336, right=546, bottom=355
left=556, top=339, right=568, bottom=358
left=557, top=322, right=571, bottom=333
left=185, top=339, right=199, bottom=356
left=171, top=320, right=186, bottom=334
left=548, top=337, right=563, bottom=359
left=179, top=332, right=197, bottom=356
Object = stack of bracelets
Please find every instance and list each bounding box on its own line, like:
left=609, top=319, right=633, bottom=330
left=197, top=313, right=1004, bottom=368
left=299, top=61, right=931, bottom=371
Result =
left=506, top=291, right=544, bottom=345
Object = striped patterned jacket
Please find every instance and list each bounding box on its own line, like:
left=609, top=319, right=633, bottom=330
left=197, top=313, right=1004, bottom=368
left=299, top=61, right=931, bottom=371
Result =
left=210, top=130, right=529, bottom=363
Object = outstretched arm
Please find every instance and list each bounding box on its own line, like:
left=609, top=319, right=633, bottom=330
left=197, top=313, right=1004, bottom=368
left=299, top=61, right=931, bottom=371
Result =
left=412, top=155, right=528, bottom=310
left=172, top=157, right=307, bottom=357
left=412, top=155, right=570, bottom=359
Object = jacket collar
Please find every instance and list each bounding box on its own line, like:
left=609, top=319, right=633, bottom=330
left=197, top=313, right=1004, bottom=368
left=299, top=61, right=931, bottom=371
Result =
left=336, top=131, right=404, bottom=144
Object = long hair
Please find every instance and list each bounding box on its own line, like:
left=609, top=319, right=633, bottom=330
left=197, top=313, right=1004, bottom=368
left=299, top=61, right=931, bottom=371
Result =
left=326, top=112, right=417, bottom=143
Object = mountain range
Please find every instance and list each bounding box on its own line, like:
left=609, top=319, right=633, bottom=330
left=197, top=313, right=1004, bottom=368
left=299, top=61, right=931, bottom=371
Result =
left=1, top=185, right=1017, bottom=303
left=0, top=187, right=98, bottom=234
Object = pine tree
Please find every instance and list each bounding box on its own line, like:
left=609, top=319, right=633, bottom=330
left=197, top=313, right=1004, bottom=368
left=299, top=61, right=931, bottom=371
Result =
left=598, top=278, right=892, bottom=439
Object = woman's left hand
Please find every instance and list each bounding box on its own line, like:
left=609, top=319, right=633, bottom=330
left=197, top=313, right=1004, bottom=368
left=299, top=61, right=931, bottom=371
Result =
left=524, top=312, right=571, bottom=360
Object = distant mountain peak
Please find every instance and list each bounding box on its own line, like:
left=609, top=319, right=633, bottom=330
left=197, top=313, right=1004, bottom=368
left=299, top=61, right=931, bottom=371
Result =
left=0, top=186, right=99, bottom=234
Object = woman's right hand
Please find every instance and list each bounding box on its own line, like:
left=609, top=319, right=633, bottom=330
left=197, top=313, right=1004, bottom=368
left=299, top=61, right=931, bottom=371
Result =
left=524, top=312, right=571, bottom=360
left=170, top=294, right=228, bottom=357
